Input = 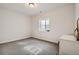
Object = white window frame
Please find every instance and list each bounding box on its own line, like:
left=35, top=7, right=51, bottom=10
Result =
left=39, top=17, right=50, bottom=32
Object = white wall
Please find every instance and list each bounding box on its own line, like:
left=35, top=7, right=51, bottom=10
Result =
left=0, top=4, right=76, bottom=44
left=0, top=7, right=31, bottom=43
left=32, top=4, right=75, bottom=43
left=75, top=4, right=79, bottom=20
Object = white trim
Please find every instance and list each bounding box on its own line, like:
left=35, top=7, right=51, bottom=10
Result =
left=0, top=36, right=30, bottom=44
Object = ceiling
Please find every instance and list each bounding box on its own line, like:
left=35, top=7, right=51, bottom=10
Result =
left=0, top=3, right=74, bottom=16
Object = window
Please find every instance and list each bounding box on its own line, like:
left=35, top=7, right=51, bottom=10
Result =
left=39, top=17, right=50, bottom=32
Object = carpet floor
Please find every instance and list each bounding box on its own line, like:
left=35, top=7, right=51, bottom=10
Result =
left=0, top=38, right=58, bottom=55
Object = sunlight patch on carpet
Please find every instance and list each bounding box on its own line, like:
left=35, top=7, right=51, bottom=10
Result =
left=24, top=45, right=42, bottom=55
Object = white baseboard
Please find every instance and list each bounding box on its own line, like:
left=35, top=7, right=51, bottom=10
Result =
left=0, top=36, right=58, bottom=44
left=31, top=36, right=58, bottom=44
left=0, top=36, right=30, bottom=44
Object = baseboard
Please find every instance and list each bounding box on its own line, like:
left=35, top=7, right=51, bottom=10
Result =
left=0, top=36, right=58, bottom=45
left=0, top=36, right=30, bottom=44
left=31, top=37, right=58, bottom=44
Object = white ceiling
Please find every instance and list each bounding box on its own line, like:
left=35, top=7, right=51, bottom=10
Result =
left=0, top=3, right=74, bottom=16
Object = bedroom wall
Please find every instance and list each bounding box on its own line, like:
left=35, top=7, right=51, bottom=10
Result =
left=75, top=3, right=79, bottom=20
left=32, top=4, right=75, bottom=43
left=0, top=7, right=31, bottom=43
